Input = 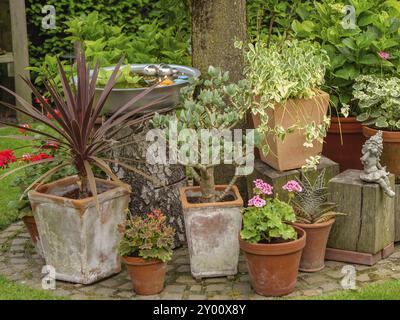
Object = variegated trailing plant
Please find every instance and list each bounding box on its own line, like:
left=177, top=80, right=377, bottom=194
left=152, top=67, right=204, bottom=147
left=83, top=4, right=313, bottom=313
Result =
left=292, top=169, right=345, bottom=224
left=0, top=46, right=169, bottom=205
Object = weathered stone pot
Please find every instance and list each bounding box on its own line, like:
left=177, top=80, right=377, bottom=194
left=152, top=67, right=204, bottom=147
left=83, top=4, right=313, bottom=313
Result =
left=251, top=90, right=329, bottom=171
left=28, top=176, right=131, bottom=284
left=122, top=256, right=167, bottom=295
left=239, top=226, right=306, bottom=297
left=21, top=214, right=44, bottom=259
left=179, top=185, right=243, bottom=279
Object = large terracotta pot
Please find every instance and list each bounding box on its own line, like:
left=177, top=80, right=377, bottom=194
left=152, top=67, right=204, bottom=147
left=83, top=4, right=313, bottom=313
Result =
left=28, top=175, right=130, bottom=284
left=322, top=117, right=365, bottom=171
left=179, top=185, right=243, bottom=279
left=21, top=215, right=44, bottom=258
left=363, top=126, right=400, bottom=179
left=293, top=219, right=335, bottom=272
left=239, top=226, right=306, bottom=297
left=122, top=256, right=167, bottom=295
left=251, top=90, right=329, bottom=171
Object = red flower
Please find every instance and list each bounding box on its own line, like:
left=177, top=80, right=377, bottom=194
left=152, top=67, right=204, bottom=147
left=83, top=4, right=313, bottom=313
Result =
left=18, top=124, right=32, bottom=134
left=47, top=109, right=61, bottom=120
left=0, top=149, right=16, bottom=168
left=42, top=141, right=59, bottom=150
left=34, top=96, right=49, bottom=104
left=22, top=152, right=54, bottom=162
left=46, top=113, right=53, bottom=120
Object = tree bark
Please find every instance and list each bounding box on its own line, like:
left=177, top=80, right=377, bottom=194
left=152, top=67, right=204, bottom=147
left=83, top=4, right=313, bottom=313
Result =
left=110, top=125, right=187, bottom=248
left=191, top=0, right=249, bottom=201
left=191, top=0, right=247, bottom=82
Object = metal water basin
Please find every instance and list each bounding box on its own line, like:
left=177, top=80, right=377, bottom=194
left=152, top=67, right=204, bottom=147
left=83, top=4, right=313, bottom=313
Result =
left=93, top=64, right=200, bottom=115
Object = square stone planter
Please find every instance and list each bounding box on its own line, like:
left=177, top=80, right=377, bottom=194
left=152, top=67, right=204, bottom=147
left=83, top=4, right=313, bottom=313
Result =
left=28, top=176, right=130, bottom=284
left=179, top=185, right=243, bottom=279
left=251, top=90, right=329, bottom=171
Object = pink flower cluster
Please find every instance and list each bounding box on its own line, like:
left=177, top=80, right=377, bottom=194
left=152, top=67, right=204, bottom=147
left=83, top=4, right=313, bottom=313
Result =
left=248, top=195, right=266, bottom=208
left=254, top=179, right=273, bottom=195
left=0, top=150, right=16, bottom=168
left=282, top=180, right=303, bottom=193
left=378, top=51, right=390, bottom=60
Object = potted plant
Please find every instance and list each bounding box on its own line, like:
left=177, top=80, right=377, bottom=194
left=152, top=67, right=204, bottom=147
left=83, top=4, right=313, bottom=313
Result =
left=240, top=178, right=306, bottom=297
left=353, top=75, right=400, bottom=177
left=292, top=1, right=400, bottom=171
left=292, top=169, right=345, bottom=272
left=238, top=39, right=331, bottom=171
left=0, top=49, right=164, bottom=284
left=118, top=210, right=175, bottom=295
left=151, top=66, right=252, bottom=279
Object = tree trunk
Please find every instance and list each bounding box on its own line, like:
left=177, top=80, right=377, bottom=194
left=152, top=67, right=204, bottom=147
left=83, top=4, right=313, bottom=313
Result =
left=110, top=125, right=187, bottom=248
left=191, top=0, right=249, bottom=201
left=191, top=0, right=247, bottom=82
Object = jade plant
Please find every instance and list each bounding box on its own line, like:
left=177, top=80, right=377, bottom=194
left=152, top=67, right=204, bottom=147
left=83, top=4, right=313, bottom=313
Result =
left=236, top=39, right=331, bottom=156
left=0, top=47, right=165, bottom=202
left=151, top=66, right=253, bottom=202
left=292, top=169, right=345, bottom=224
left=353, top=75, right=400, bottom=130
left=118, top=210, right=175, bottom=263
left=241, top=179, right=303, bottom=243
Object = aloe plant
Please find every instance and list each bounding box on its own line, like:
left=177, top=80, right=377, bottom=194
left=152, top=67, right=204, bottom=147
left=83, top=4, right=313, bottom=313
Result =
left=292, top=169, right=345, bottom=224
left=0, top=46, right=167, bottom=203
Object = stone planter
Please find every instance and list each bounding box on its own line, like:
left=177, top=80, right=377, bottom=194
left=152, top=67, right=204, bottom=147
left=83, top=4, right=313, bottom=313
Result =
left=251, top=90, right=329, bottom=171
left=179, top=185, right=243, bottom=279
left=21, top=215, right=44, bottom=259
left=28, top=176, right=130, bottom=284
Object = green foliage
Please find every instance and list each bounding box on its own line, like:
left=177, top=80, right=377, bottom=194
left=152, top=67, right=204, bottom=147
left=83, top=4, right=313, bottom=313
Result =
left=292, top=169, right=344, bottom=224
left=241, top=199, right=297, bottom=244
left=118, top=210, right=175, bottom=263
left=96, top=66, right=144, bottom=88
left=292, top=0, right=400, bottom=116
left=237, top=39, right=331, bottom=156
left=353, top=75, right=400, bottom=130
left=26, top=0, right=191, bottom=70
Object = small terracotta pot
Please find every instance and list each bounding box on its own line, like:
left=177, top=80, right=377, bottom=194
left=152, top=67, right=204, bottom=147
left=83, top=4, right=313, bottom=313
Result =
left=293, top=219, right=335, bottom=272
left=239, top=226, right=306, bottom=297
left=322, top=117, right=365, bottom=171
left=22, top=215, right=40, bottom=246
left=363, top=126, right=400, bottom=179
left=122, top=256, right=167, bottom=295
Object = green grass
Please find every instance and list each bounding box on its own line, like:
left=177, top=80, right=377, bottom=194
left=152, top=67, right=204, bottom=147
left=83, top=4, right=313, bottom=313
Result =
left=0, top=127, right=31, bottom=230
left=0, top=276, right=66, bottom=300
left=310, top=279, right=400, bottom=300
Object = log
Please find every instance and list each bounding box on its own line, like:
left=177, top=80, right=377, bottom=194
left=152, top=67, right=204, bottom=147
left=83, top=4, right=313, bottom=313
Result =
left=327, top=169, right=395, bottom=254
left=247, top=156, right=339, bottom=201
left=109, top=125, right=187, bottom=248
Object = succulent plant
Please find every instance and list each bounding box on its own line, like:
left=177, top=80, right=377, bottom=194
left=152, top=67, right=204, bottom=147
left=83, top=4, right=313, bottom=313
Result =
left=292, top=169, right=345, bottom=224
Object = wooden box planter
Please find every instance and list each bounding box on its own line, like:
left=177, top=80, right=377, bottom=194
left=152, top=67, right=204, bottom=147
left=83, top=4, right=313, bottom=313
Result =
left=179, top=185, right=243, bottom=279
left=251, top=91, right=329, bottom=171
left=28, top=176, right=130, bottom=284
left=322, top=117, right=365, bottom=171
left=326, top=170, right=395, bottom=265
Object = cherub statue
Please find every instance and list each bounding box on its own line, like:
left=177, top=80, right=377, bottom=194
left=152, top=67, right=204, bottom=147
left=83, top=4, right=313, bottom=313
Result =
left=360, top=130, right=395, bottom=197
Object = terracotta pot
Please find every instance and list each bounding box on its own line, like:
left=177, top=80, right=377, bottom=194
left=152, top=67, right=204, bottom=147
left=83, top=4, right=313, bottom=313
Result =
left=363, top=126, right=400, bottom=179
left=293, top=219, right=335, bottom=272
left=179, top=185, right=243, bottom=279
left=239, top=226, right=306, bottom=297
left=122, top=256, right=167, bottom=295
left=28, top=175, right=131, bottom=284
left=322, top=117, right=365, bottom=171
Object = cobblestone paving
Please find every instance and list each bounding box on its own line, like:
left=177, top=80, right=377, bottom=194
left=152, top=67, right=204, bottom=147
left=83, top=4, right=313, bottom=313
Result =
left=1, top=221, right=400, bottom=300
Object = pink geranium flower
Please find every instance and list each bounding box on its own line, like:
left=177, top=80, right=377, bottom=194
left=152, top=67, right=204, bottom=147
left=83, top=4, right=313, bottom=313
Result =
left=378, top=51, right=390, bottom=60
left=254, top=179, right=273, bottom=195
left=282, top=180, right=303, bottom=193
left=248, top=195, right=266, bottom=208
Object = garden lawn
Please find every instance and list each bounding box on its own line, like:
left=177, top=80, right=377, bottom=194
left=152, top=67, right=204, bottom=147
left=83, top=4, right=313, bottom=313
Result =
left=0, top=127, right=33, bottom=230
left=309, top=279, right=400, bottom=300
left=0, top=276, right=66, bottom=300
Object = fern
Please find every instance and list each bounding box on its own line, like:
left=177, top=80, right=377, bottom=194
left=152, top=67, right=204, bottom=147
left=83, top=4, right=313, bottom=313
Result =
left=293, top=169, right=345, bottom=224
